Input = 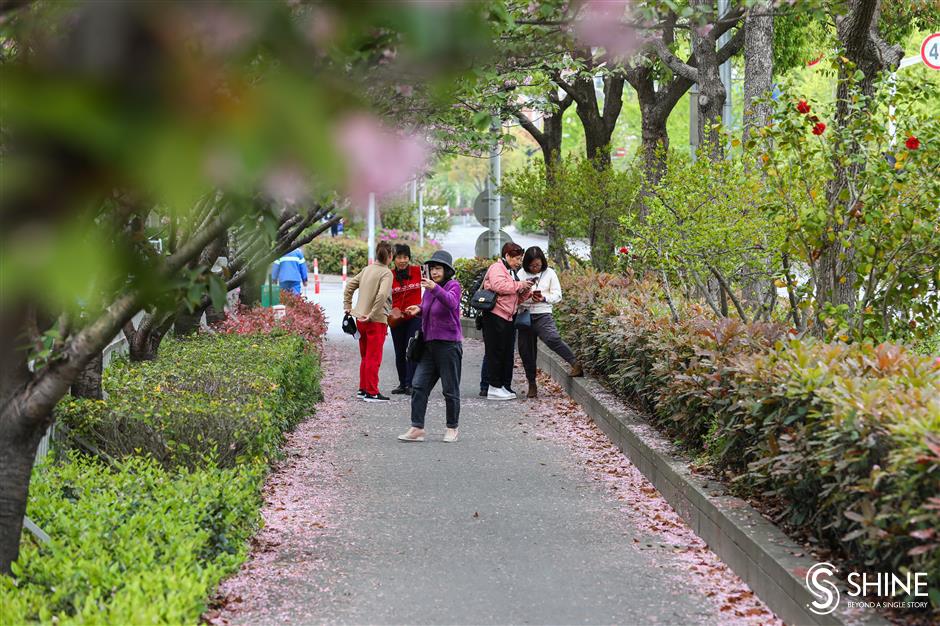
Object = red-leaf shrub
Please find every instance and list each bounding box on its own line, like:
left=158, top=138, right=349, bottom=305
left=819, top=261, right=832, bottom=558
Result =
left=216, top=291, right=327, bottom=347
left=553, top=269, right=940, bottom=601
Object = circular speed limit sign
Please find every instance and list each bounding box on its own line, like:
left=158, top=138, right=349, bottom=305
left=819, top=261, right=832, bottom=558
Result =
left=922, top=33, right=940, bottom=70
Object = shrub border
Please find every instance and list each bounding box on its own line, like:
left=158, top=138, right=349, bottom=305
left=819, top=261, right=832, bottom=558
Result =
left=461, top=318, right=887, bottom=626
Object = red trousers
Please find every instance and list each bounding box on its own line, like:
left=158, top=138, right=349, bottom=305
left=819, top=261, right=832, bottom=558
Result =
left=357, top=320, right=388, bottom=395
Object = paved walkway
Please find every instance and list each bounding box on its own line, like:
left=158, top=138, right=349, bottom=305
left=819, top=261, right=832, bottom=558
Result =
left=212, top=330, right=776, bottom=625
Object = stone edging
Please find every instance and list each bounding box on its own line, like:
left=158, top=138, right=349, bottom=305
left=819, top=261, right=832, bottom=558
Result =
left=460, top=318, right=886, bottom=626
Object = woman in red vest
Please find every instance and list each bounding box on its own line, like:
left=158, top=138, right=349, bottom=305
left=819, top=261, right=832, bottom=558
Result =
left=389, top=244, right=422, bottom=395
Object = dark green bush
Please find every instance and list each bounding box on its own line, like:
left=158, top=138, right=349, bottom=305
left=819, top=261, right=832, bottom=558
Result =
left=1, top=454, right=264, bottom=624
left=454, top=256, right=494, bottom=318
left=55, top=333, right=321, bottom=469
left=554, top=269, right=940, bottom=604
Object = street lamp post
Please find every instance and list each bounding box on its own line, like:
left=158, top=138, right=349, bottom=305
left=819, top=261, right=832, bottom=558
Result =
left=488, top=118, right=501, bottom=258
left=418, top=181, right=425, bottom=247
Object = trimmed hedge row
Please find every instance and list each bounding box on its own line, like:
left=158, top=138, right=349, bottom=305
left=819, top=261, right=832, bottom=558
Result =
left=56, top=333, right=321, bottom=469
left=304, top=236, right=439, bottom=275
left=553, top=270, right=940, bottom=605
left=2, top=324, right=324, bottom=623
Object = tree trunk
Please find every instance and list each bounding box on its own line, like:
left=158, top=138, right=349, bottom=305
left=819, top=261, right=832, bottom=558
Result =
left=640, top=109, right=670, bottom=188
left=514, top=85, right=574, bottom=269
left=71, top=351, right=103, bottom=399
left=205, top=303, right=226, bottom=325
left=690, top=2, right=727, bottom=161
left=561, top=70, right=624, bottom=272
left=239, top=271, right=263, bottom=306
left=0, top=408, right=48, bottom=574
left=742, top=2, right=774, bottom=144
left=174, top=306, right=204, bottom=336
left=124, top=313, right=172, bottom=361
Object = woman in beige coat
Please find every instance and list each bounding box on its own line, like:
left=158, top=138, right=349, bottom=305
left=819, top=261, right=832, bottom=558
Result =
left=343, top=241, right=394, bottom=402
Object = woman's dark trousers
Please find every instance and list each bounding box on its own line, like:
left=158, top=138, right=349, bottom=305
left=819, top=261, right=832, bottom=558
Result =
left=481, top=312, right=515, bottom=389
left=517, top=312, right=577, bottom=383
left=410, top=340, right=463, bottom=429
left=390, top=317, right=420, bottom=388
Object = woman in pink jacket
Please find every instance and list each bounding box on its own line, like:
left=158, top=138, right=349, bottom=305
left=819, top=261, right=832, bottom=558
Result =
left=481, top=242, right=533, bottom=400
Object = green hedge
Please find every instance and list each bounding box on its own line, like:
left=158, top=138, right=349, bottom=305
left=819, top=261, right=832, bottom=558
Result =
left=454, top=256, right=494, bottom=318
left=2, top=455, right=264, bottom=625
left=554, top=270, right=940, bottom=605
left=2, top=329, right=323, bottom=624
left=304, top=236, right=439, bottom=275
left=56, top=333, right=321, bottom=469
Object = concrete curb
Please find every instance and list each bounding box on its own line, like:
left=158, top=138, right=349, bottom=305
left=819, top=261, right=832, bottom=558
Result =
left=460, top=317, right=886, bottom=626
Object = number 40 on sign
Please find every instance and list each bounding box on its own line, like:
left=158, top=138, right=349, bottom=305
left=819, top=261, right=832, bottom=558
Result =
left=922, top=33, right=940, bottom=70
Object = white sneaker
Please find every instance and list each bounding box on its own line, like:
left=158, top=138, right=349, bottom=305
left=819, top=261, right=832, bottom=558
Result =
left=443, top=428, right=459, bottom=443
left=487, top=386, right=516, bottom=401
left=398, top=427, right=425, bottom=442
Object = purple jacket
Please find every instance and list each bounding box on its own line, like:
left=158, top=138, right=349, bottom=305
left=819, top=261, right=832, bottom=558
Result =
left=419, top=279, right=463, bottom=343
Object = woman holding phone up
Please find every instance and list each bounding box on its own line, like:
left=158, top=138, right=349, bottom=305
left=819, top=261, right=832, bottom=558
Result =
left=517, top=246, right=583, bottom=398
left=398, top=250, right=463, bottom=443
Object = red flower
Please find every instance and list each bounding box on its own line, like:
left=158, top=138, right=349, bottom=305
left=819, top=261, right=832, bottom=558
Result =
left=812, top=122, right=826, bottom=136
left=905, top=135, right=920, bottom=150
left=618, top=246, right=629, bottom=255
left=796, top=100, right=811, bottom=114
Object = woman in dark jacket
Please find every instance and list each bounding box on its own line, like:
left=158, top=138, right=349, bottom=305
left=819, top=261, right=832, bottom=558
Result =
left=389, top=244, right=422, bottom=394
left=398, top=250, right=463, bottom=443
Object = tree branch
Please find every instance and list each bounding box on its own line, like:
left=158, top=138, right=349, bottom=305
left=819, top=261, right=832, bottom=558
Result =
left=19, top=204, right=239, bottom=423
left=651, top=39, right=698, bottom=82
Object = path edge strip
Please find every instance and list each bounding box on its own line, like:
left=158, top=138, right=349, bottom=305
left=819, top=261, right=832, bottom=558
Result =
left=461, top=319, right=886, bottom=626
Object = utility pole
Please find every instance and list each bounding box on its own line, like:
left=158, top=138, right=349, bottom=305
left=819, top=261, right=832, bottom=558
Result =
left=488, top=118, right=501, bottom=258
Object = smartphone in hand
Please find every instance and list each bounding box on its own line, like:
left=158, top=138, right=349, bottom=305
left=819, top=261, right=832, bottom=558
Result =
left=420, top=265, right=429, bottom=281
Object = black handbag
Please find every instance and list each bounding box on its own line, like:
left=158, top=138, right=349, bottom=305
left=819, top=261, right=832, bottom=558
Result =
left=515, top=309, right=532, bottom=328
left=470, top=288, right=497, bottom=312
left=405, top=329, right=425, bottom=362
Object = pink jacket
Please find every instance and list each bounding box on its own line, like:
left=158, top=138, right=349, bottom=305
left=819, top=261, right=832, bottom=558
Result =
left=483, top=260, right=530, bottom=322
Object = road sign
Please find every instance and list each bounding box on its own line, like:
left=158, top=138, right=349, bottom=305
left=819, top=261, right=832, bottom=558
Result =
left=922, top=33, right=940, bottom=70
left=474, top=229, right=512, bottom=258
left=472, top=190, right=512, bottom=226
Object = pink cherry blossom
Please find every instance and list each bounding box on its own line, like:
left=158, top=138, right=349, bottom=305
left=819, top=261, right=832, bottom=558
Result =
left=334, top=114, right=430, bottom=210
left=263, top=164, right=309, bottom=206
left=573, top=0, right=638, bottom=60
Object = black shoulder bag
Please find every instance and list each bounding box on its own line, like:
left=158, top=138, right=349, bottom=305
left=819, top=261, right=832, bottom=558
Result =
left=406, top=329, right=425, bottom=362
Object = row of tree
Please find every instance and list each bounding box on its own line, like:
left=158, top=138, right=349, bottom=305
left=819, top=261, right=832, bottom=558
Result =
left=421, top=0, right=935, bottom=335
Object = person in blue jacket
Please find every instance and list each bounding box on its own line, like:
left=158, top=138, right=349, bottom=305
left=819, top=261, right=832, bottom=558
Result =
left=271, top=248, right=309, bottom=295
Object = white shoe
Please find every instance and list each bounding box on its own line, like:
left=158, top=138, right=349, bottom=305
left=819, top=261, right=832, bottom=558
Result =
left=443, top=428, right=459, bottom=443
left=487, top=386, right=516, bottom=400
left=398, top=427, right=425, bottom=442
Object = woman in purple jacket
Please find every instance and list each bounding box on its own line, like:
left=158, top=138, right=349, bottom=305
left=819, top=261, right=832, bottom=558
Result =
left=398, top=250, right=463, bottom=443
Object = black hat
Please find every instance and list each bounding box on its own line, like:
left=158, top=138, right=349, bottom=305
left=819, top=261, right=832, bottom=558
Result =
left=424, top=250, right=454, bottom=273
left=342, top=312, right=357, bottom=336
